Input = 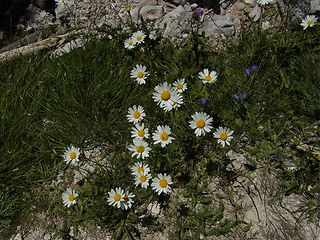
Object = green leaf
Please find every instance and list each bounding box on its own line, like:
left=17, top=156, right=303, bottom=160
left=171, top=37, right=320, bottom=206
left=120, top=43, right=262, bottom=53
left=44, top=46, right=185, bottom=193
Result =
left=200, top=197, right=212, bottom=205
left=242, top=224, right=252, bottom=232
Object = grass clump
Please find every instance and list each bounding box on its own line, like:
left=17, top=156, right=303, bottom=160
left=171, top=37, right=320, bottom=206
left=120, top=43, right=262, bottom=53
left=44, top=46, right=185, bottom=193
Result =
left=0, top=12, right=319, bottom=240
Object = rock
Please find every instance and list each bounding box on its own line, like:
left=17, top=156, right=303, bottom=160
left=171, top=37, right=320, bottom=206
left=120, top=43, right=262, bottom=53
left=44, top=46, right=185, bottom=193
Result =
left=184, top=3, right=192, bottom=12
left=55, top=0, right=75, bottom=21
left=234, top=2, right=246, bottom=11
left=140, top=5, right=164, bottom=21
left=51, top=38, right=83, bottom=57
left=200, top=14, right=235, bottom=36
left=243, top=0, right=257, bottom=7
left=249, top=4, right=261, bottom=22
left=233, top=17, right=241, bottom=31
left=163, top=5, right=192, bottom=38
left=190, top=3, right=198, bottom=10
left=311, top=0, right=320, bottom=12
left=169, top=0, right=187, bottom=5
left=147, top=202, right=161, bottom=216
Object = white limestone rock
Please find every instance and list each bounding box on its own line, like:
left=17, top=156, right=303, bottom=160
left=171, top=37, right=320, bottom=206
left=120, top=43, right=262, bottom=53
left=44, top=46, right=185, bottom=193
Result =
left=140, top=5, right=164, bottom=21
left=243, top=0, right=257, bottom=7
left=163, top=5, right=192, bottom=38
left=249, top=4, right=261, bottom=22
left=55, top=0, right=75, bottom=21
left=200, top=14, right=235, bottom=37
left=311, top=0, right=320, bottom=12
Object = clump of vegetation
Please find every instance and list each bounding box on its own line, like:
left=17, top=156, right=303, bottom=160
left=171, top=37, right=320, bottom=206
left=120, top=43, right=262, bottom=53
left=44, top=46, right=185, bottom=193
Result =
left=0, top=3, right=319, bottom=239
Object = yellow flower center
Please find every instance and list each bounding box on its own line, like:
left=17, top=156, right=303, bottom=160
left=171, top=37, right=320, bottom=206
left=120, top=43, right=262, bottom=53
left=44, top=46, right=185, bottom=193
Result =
left=125, top=6, right=130, bottom=11
left=164, top=21, right=167, bottom=25
left=177, top=84, right=183, bottom=89
left=138, top=167, right=144, bottom=173
left=138, top=130, right=145, bottom=137
left=160, top=179, right=168, bottom=188
left=68, top=194, right=75, bottom=201
left=137, top=145, right=144, bottom=153
left=204, top=75, right=211, bottom=81
left=264, top=25, right=268, bottom=29
left=161, top=91, right=170, bottom=100
left=61, top=0, right=65, bottom=3
left=244, top=8, right=248, bottom=13
left=114, top=194, right=121, bottom=201
left=220, top=133, right=228, bottom=141
left=123, top=196, right=129, bottom=203
left=307, top=20, right=313, bottom=25
left=160, top=132, right=168, bottom=141
left=137, top=36, right=142, bottom=41
left=140, top=175, right=146, bottom=182
left=129, top=41, right=133, bottom=46
left=133, top=111, right=140, bottom=119
left=137, top=72, right=144, bottom=78
left=196, top=119, right=205, bottom=128
left=70, top=152, right=77, bottom=159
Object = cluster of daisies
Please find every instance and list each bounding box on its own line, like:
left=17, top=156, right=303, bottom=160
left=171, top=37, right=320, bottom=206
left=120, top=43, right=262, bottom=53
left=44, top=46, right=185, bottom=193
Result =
left=255, top=0, right=318, bottom=31
left=117, top=65, right=236, bottom=209
left=262, top=15, right=318, bottom=31
left=124, top=30, right=146, bottom=49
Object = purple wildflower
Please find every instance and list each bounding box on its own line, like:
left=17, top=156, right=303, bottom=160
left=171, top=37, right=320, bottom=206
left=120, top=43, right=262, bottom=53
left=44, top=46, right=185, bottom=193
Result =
left=98, top=57, right=102, bottom=62
left=245, top=68, right=251, bottom=77
left=240, top=92, right=247, bottom=104
left=194, top=8, right=203, bottom=17
left=245, top=65, right=258, bottom=78
left=252, top=65, right=258, bottom=71
left=201, top=97, right=211, bottom=104
left=272, top=152, right=281, bottom=161
left=263, top=128, right=270, bottom=136
left=234, top=93, right=247, bottom=104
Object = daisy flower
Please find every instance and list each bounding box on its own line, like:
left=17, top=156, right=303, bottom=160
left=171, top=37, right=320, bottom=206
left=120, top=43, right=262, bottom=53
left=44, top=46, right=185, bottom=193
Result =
left=262, top=21, right=271, bottom=30
left=257, top=0, right=273, bottom=5
left=300, top=15, right=318, bottom=30
left=108, top=187, right=125, bottom=208
left=131, top=161, right=150, bottom=176
left=128, top=138, right=151, bottom=159
left=121, top=191, right=135, bottom=210
left=132, top=30, right=146, bottom=45
left=198, top=69, right=217, bottom=84
left=189, top=112, right=213, bottom=136
left=131, top=123, right=149, bottom=140
left=130, top=64, right=149, bottom=85
left=152, top=82, right=183, bottom=111
left=124, top=38, right=136, bottom=49
left=126, top=105, right=146, bottom=123
left=62, top=188, right=78, bottom=207
left=152, top=125, right=174, bottom=148
left=63, top=146, right=80, bottom=165
left=151, top=173, right=173, bottom=195
left=213, top=126, right=234, bottom=147
left=173, top=78, right=187, bottom=93
left=135, top=172, right=152, bottom=189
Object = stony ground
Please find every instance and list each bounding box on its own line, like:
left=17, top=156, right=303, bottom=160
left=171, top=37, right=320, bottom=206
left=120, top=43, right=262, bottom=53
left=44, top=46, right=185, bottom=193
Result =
left=2, top=0, right=320, bottom=239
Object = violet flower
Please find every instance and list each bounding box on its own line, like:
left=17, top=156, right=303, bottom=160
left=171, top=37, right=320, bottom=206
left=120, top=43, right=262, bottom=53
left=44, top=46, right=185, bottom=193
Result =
left=234, top=92, right=247, bottom=104
left=194, top=8, right=203, bottom=17
left=201, top=97, right=211, bottom=104
left=272, top=152, right=280, bottom=161
left=241, top=92, right=247, bottom=104
left=245, top=65, right=258, bottom=78
left=252, top=65, right=258, bottom=71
